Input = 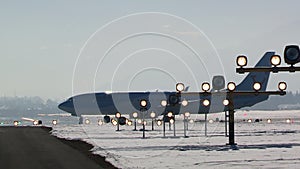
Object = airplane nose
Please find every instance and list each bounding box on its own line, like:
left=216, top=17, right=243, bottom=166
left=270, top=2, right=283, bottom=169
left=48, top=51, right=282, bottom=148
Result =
left=58, top=101, right=68, bottom=112
left=58, top=100, right=76, bottom=116
left=58, top=102, right=66, bottom=111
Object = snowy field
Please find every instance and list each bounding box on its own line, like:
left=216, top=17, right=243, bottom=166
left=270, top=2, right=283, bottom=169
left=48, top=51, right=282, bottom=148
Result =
left=51, top=110, right=300, bottom=169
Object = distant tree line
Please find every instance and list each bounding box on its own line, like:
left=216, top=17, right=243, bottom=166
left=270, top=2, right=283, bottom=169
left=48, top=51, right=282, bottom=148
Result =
left=0, top=96, right=63, bottom=116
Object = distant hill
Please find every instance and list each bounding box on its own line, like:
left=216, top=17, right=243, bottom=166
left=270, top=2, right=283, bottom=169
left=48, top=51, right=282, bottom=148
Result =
left=246, top=91, right=300, bottom=110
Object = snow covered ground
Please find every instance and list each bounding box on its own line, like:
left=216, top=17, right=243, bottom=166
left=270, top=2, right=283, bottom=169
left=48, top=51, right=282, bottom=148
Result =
left=51, top=110, right=300, bottom=169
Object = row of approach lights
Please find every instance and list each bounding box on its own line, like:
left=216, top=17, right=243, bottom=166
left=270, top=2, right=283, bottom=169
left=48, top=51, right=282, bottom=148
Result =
left=84, top=116, right=293, bottom=126
left=247, top=118, right=293, bottom=124
left=237, top=45, right=300, bottom=73
left=13, top=120, right=57, bottom=126
left=85, top=116, right=294, bottom=125
left=160, top=81, right=287, bottom=107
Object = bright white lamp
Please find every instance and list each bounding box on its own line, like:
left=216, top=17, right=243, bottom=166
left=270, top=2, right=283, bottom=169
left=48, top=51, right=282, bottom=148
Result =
left=253, top=82, right=261, bottom=91
left=202, top=99, right=210, bottom=106
left=237, top=55, right=247, bottom=67
left=140, top=99, right=147, bottom=108
left=150, top=111, right=156, bottom=118
left=181, top=99, right=188, bottom=106
left=176, top=83, right=185, bottom=92
left=227, top=82, right=236, bottom=91
left=223, top=99, right=229, bottom=106
left=278, top=82, right=287, bottom=91
left=271, top=55, right=281, bottom=66
left=201, top=82, right=210, bottom=92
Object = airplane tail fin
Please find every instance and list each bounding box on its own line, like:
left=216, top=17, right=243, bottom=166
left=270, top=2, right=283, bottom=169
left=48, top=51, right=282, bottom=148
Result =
left=184, top=86, right=190, bottom=92
left=236, top=52, right=275, bottom=91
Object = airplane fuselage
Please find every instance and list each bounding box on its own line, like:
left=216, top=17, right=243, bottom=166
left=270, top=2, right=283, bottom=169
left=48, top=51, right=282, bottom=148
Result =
left=59, top=91, right=268, bottom=118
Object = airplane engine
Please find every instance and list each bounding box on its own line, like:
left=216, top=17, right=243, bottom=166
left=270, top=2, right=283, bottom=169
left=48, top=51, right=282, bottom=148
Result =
left=103, top=115, right=110, bottom=123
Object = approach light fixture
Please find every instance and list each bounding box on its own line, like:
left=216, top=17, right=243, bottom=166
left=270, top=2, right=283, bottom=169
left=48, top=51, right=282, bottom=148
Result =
left=181, top=99, right=188, bottom=106
left=278, top=82, right=287, bottom=91
left=167, top=112, right=173, bottom=118
left=137, top=119, right=142, bottom=124
left=201, top=82, right=211, bottom=92
left=202, top=99, right=210, bottom=106
left=161, top=100, right=167, bottom=107
left=253, top=82, right=262, bottom=91
left=98, top=119, right=103, bottom=126
left=150, top=111, right=156, bottom=118
left=132, top=112, right=138, bottom=118
left=284, top=45, right=300, bottom=65
left=85, top=119, right=90, bottom=125
left=227, top=82, right=236, bottom=91
left=52, top=120, right=58, bottom=125
left=33, top=120, right=38, bottom=125
left=115, top=112, right=121, bottom=118
left=176, top=83, right=185, bottom=92
left=184, top=112, right=190, bottom=117
left=223, top=99, right=229, bottom=106
left=236, top=55, right=247, bottom=67
left=169, top=118, right=175, bottom=124
left=127, top=120, right=133, bottom=126
left=267, top=119, right=272, bottom=124
left=156, top=120, right=162, bottom=126
left=143, top=120, right=147, bottom=125
left=140, top=99, right=148, bottom=108
left=271, top=55, right=281, bottom=66
left=13, top=121, right=19, bottom=126
left=111, top=119, right=118, bottom=126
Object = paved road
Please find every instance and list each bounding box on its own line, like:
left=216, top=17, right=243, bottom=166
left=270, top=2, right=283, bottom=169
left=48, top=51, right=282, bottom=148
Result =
left=0, top=126, right=116, bottom=169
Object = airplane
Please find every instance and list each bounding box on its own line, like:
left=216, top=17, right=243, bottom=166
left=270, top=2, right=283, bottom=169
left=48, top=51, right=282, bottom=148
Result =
left=58, top=52, right=275, bottom=122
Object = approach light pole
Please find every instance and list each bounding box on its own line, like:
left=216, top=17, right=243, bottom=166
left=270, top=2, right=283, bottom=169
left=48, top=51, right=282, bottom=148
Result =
left=201, top=82, right=211, bottom=137
left=226, top=82, right=236, bottom=145
left=132, top=112, right=138, bottom=131
left=171, top=83, right=185, bottom=137
left=228, top=82, right=286, bottom=146
left=115, top=112, right=121, bottom=131
left=150, top=111, right=156, bottom=131
left=223, top=99, right=229, bottom=137
left=140, top=99, right=148, bottom=139
left=160, top=83, right=185, bottom=138
left=224, top=44, right=300, bottom=146
left=200, top=80, right=286, bottom=146
left=183, top=112, right=190, bottom=138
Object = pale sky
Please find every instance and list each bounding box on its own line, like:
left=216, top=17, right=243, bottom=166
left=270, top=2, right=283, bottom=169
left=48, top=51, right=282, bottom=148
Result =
left=1, top=0, right=300, bottom=100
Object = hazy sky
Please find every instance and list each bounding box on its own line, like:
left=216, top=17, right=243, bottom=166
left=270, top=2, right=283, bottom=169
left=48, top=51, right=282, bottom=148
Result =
left=1, top=1, right=300, bottom=100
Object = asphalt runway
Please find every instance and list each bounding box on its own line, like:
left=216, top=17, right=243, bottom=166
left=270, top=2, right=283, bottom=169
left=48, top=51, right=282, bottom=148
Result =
left=0, top=126, right=116, bottom=169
